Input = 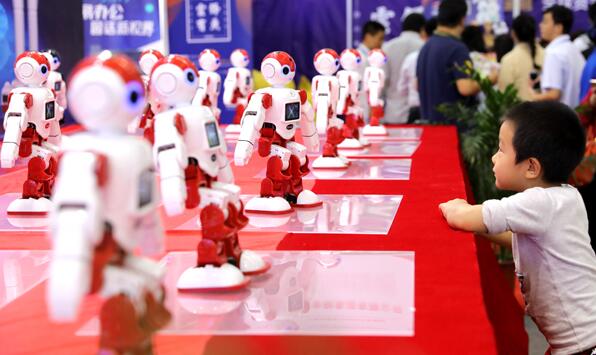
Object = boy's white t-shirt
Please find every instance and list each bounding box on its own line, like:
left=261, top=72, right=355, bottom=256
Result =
left=482, top=185, right=596, bottom=355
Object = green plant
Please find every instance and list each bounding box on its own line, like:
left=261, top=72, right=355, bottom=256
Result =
left=438, top=61, right=521, bottom=204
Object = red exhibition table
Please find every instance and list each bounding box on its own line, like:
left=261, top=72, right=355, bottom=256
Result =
left=0, top=125, right=528, bottom=354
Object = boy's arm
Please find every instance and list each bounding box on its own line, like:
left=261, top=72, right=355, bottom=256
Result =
left=439, top=198, right=488, bottom=233
left=476, top=231, right=513, bottom=248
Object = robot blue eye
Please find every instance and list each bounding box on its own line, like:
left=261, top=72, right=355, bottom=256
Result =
left=185, top=69, right=195, bottom=83
left=216, top=59, right=220, bottom=64
left=40, top=65, right=48, bottom=74
left=282, top=65, right=290, bottom=75
left=125, top=81, right=145, bottom=111
left=356, top=58, right=361, bottom=63
left=335, top=59, right=339, bottom=65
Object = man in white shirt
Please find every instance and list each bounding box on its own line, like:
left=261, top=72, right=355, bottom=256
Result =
left=534, top=5, right=585, bottom=108
left=357, top=21, right=385, bottom=123
left=383, top=13, right=426, bottom=123
left=396, top=17, right=437, bottom=123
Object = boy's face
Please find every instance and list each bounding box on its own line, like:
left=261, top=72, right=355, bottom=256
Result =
left=491, top=121, right=530, bottom=191
left=540, top=12, right=560, bottom=42
left=365, top=31, right=385, bottom=49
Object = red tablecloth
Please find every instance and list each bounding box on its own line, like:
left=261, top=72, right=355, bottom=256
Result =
left=0, top=125, right=527, bottom=354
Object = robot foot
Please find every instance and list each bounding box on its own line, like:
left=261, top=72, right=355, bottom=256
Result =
left=294, top=190, right=323, bottom=208
left=224, top=124, right=242, bottom=134
left=311, top=156, right=350, bottom=170
left=244, top=196, right=293, bottom=214
left=337, top=138, right=365, bottom=150
left=7, top=197, right=52, bottom=216
left=240, top=250, right=271, bottom=276
left=362, top=124, right=388, bottom=136
left=177, top=263, right=250, bottom=292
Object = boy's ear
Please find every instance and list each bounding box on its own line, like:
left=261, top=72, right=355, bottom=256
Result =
left=525, top=157, right=543, bottom=180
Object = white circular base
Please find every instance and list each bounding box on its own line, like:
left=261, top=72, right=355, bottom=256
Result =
left=362, top=125, right=388, bottom=136
left=296, top=190, right=322, bottom=208
left=225, top=124, right=242, bottom=134
left=177, top=263, right=248, bottom=291
left=7, top=197, right=52, bottom=216
left=311, top=156, right=350, bottom=169
left=247, top=214, right=292, bottom=228
left=337, top=138, right=364, bottom=149
left=245, top=196, right=292, bottom=214
left=240, top=250, right=269, bottom=274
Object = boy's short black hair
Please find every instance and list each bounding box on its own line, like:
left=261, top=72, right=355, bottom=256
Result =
left=438, top=0, right=468, bottom=28
left=503, top=101, right=586, bottom=184
left=402, top=13, right=426, bottom=33
left=461, top=25, right=486, bottom=53
left=361, top=21, right=385, bottom=40
left=543, top=5, right=574, bottom=34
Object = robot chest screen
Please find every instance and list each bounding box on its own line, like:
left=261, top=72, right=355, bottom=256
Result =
left=54, top=81, right=61, bottom=91
left=138, top=169, right=154, bottom=208
left=285, top=102, right=300, bottom=122
left=245, top=76, right=250, bottom=86
left=205, top=121, right=220, bottom=148
left=45, top=101, right=56, bottom=120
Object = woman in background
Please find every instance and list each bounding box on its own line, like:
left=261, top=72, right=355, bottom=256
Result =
left=498, top=13, right=544, bottom=101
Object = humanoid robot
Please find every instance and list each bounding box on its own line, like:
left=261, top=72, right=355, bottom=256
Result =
left=1, top=51, right=62, bottom=215
left=310, top=48, right=349, bottom=170
left=149, top=54, right=269, bottom=291
left=137, top=49, right=164, bottom=143
left=223, top=49, right=253, bottom=134
left=234, top=51, right=321, bottom=214
left=42, top=49, right=67, bottom=122
left=336, top=49, right=369, bottom=149
left=192, top=49, right=222, bottom=121
left=362, top=49, right=388, bottom=136
left=47, top=53, right=170, bottom=354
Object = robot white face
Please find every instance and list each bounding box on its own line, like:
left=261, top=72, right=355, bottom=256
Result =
left=313, top=48, right=340, bottom=76
left=14, top=51, right=50, bottom=86
left=261, top=51, right=296, bottom=86
left=368, top=49, right=387, bottom=68
left=42, top=50, right=61, bottom=71
left=149, top=55, right=199, bottom=107
left=68, top=53, right=146, bottom=132
left=230, top=49, right=250, bottom=68
left=198, top=49, right=221, bottom=72
left=339, top=49, right=362, bottom=71
left=138, top=49, right=164, bottom=76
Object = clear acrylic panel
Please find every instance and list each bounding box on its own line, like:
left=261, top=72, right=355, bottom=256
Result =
left=78, top=250, right=415, bottom=336
left=0, top=250, right=50, bottom=309
left=171, top=194, right=402, bottom=235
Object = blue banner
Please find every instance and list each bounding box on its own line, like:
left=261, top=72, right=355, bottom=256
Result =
left=82, top=0, right=165, bottom=55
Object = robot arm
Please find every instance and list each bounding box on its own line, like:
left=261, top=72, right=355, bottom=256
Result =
left=298, top=90, right=320, bottom=153
left=368, top=69, right=385, bottom=107
left=234, top=92, right=270, bottom=166
left=336, top=74, right=350, bottom=116
left=47, top=151, right=105, bottom=322
left=153, top=113, right=189, bottom=216
left=1, top=92, right=31, bottom=168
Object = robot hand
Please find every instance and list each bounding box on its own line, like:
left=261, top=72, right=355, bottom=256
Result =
left=234, top=140, right=254, bottom=166
left=160, top=177, right=187, bottom=216
left=302, top=134, right=320, bottom=154
left=0, top=143, right=18, bottom=168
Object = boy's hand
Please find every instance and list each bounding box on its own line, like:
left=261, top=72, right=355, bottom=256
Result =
left=439, top=198, right=487, bottom=233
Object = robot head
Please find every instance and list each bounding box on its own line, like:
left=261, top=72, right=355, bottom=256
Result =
left=138, top=49, right=164, bottom=76
left=42, top=49, right=61, bottom=71
left=149, top=54, right=199, bottom=107
left=367, top=49, right=387, bottom=68
left=230, top=49, right=250, bottom=68
left=14, top=51, right=50, bottom=86
left=313, top=49, right=340, bottom=76
left=261, top=51, right=295, bottom=86
left=339, top=49, right=362, bottom=71
left=198, top=49, right=221, bottom=72
left=68, top=52, right=146, bottom=132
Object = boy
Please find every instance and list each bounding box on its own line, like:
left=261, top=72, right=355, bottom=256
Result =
left=440, top=101, right=596, bottom=355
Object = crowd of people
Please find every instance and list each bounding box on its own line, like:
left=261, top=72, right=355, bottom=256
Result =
left=354, top=2, right=596, bottom=354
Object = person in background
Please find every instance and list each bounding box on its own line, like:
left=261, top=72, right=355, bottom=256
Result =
left=383, top=13, right=426, bottom=123
left=579, top=8, right=596, bottom=99
left=396, top=17, right=438, bottom=123
left=417, top=0, right=497, bottom=122
left=573, top=2, right=596, bottom=58
left=357, top=20, right=386, bottom=123
left=498, top=13, right=544, bottom=102
left=532, top=5, right=585, bottom=108
left=493, top=34, right=514, bottom=63
left=462, top=25, right=498, bottom=76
